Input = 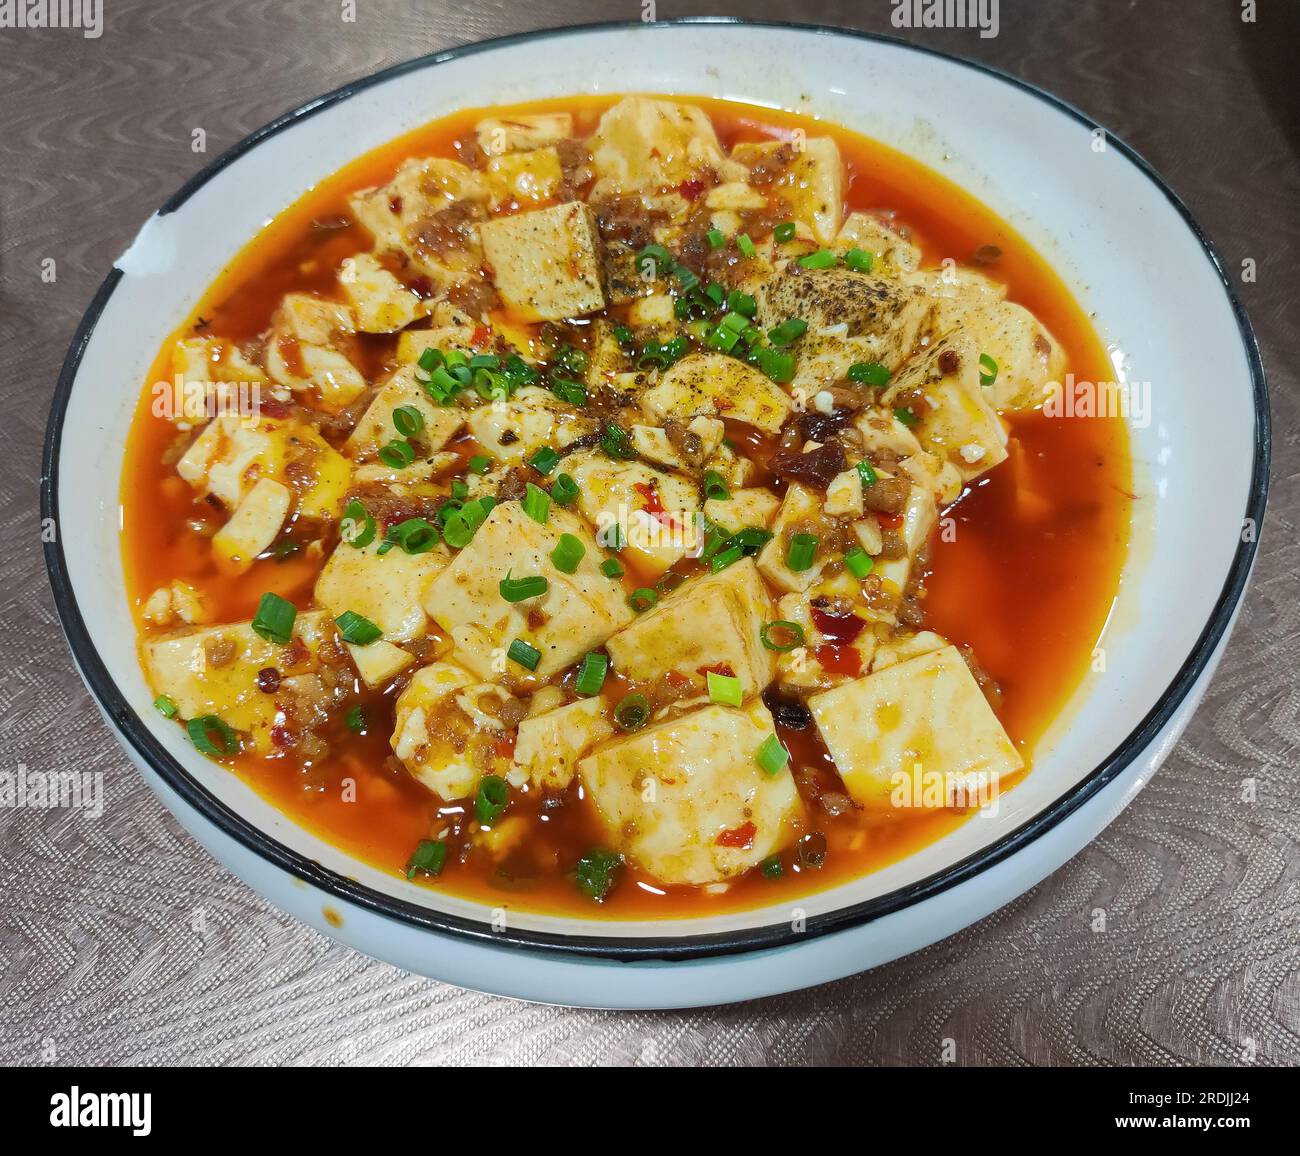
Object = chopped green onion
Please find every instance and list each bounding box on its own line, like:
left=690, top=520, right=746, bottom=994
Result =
left=787, top=532, right=819, bottom=572
left=726, top=289, right=757, bottom=318
left=575, top=652, right=609, bottom=697
left=703, top=470, right=730, bottom=502
left=613, top=693, right=650, bottom=732
left=406, top=839, right=447, bottom=879
left=442, top=499, right=489, bottom=549
left=613, top=325, right=635, bottom=347
left=506, top=637, right=542, bottom=671
left=499, top=572, right=549, bottom=603
left=392, top=405, right=424, bottom=437
left=550, top=472, right=579, bottom=506
left=187, top=715, right=238, bottom=757
left=798, top=249, right=838, bottom=270
left=979, top=353, right=999, bottom=386
left=705, top=324, right=741, bottom=354
left=843, top=247, right=874, bottom=273
left=417, top=347, right=443, bottom=374
left=575, top=847, right=623, bottom=901
left=727, top=526, right=774, bottom=555
left=467, top=453, right=491, bottom=474
left=469, top=353, right=500, bottom=371
left=736, top=233, right=756, bottom=258
left=600, top=557, right=624, bottom=579
left=704, top=282, right=725, bottom=305
left=341, top=499, right=376, bottom=549
left=757, top=348, right=795, bottom=383
left=847, top=361, right=890, bottom=387
left=844, top=547, right=875, bottom=579
left=756, top=734, right=790, bottom=776
left=378, top=439, right=415, bottom=469
left=627, top=587, right=658, bottom=613
left=894, top=406, right=919, bottom=427
left=768, top=318, right=808, bottom=346
left=760, top=854, right=784, bottom=879
left=774, top=221, right=797, bottom=243
left=522, top=482, right=551, bottom=525
left=549, top=377, right=588, bottom=407
left=707, top=671, right=743, bottom=707
left=451, top=479, right=469, bottom=500
left=344, top=705, right=365, bottom=734
left=706, top=228, right=725, bottom=248
left=154, top=694, right=178, bottom=719
left=335, top=610, right=382, bottom=646
left=389, top=517, right=439, bottom=554
left=856, top=460, right=879, bottom=487
left=720, top=311, right=751, bottom=334
left=760, top=620, right=805, bottom=652
left=637, top=243, right=673, bottom=277
left=251, top=592, right=296, bottom=645
left=529, top=446, right=560, bottom=475
left=600, top=422, right=636, bottom=460
left=710, top=544, right=745, bottom=572
left=475, top=774, right=510, bottom=824
left=550, top=532, right=585, bottom=574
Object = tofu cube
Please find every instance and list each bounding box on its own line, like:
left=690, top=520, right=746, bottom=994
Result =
left=314, top=538, right=449, bottom=642
left=809, top=644, right=1022, bottom=813
left=703, top=486, right=781, bottom=535
left=484, top=146, right=563, bottom=210
left=578, top=700, right=804, bottom=885
left=476, top=112, right=573, bottom=155
left=464, top=385, right=596, bottom=465
left=422, top=502, right=633, bottom=684
left=933, top=297, right=1067, bottom=412
left=345, top=365, right=466, bottom=461
left=641, top=353, right=793, bottom=435
left=509, top=697, right=613, bottom=792
left=346, top=639, right=414, bottom=689
left=605, top=556, right=774, bottom=699
left=264, top=293, right=366, bottom=407
left=479, top=201, right=605, bottom=321
left=177, top=415, right=286, bottom=508
left=211, top=477, right=291, bottom=571
left=756, top=483, right=831, bottom=594
left=338, top=252, right=426, bottom=333
left=143, top=611, right=336, bottom=753
left=732, top=137, right=843, bottom=243
left=834, top=211, right=921, bottom=272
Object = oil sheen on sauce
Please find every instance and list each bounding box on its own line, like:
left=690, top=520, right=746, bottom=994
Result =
left=120, top=96, right=1132, bottom=919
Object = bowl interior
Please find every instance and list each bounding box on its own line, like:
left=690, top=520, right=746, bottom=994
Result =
left=50, top=22, right=1261, bottom=946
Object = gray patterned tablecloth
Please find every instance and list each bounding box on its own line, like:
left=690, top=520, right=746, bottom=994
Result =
left=2, top=0, right=1297, bottom=1066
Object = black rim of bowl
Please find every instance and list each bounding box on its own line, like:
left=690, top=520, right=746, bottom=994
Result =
left=41, top=18, right=1271, bottom=963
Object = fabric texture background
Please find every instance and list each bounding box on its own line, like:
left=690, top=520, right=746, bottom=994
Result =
left=2, top=0, right=1297, bottom=1066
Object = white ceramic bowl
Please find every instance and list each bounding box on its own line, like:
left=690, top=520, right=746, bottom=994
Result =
left=43, top=20, right=1267, bottom=1008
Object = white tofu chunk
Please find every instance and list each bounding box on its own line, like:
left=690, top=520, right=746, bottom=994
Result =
left=578, top=700, right=804, bottom=885
left=264, top=293, right=367, bottom=407
left=479, top=201, right=605, bottom=321
left=509, top=697, right=613, bottom=792
left=566, top=451, right=701, bottom=576
left=588, top=96, right=745, bottom=198
left=605, top=556, right=774, bottom=699
left=143, top=611, right=336, bottom=754
left=703, top=486, right=781, bottom=535
left=732, top=137, right=844, bottom=243
left=871, top=629, right=948, bottom=672
left=314, top=538, right=449, bottom=642
left=885, top=331, right=1009, bottom=482
left=756, top=483, right=831, bottom=594
left=934, top=297, right=1067, bottom=412
left=769, top=590, right=877, bottom=695
left=338, top=252, right=426, bottom=333
left=422, top=502, right=633, bottom=684
left=394, top=323, right=481, bottom=366
left=476, top=112, right=573, bottom=155
left=823, top=468, right=864, bottom=518
left=484, top=146, right=563, bottom=210
left=902, top=266, right=1007, bottom=302
left=345, top=365, right=465, bottom=461
left=809, top=644, right=1022, bottom=813
left=390, top=662, right=511, bottom=800
left=874, top=482, right=937, bottom=597
left=346, top=638, right=414, bottom=688
left=140, top=580, right=210, bottom=627
left=834, top=211, right=921, bottom=272
left=705, top=181, right=767, bottom=211
left=211, top=477, right=291, bottom=571
left=464, top=385, right=596, bottom=464
left=641, top=353, right=793, bottom=435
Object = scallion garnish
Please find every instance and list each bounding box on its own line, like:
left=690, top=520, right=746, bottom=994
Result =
left=475, top=774, right=510, bottom=823
left=755, top=734, right=790, bottom=777
left=706, top=228, right=725, bottom=248
left=798, top=249, right=838, bottom=270
left=773, top=221, right=797, bottom=243
left=760, top=854, right=784, bottom=879
left=856, top=460, right=879, bottom=487
left=726, top=289, right=757, bottom=318
left=392, top=405, right=424, bottom=437
left=703, top=470, right=730, bottom=502
left=627, top=587, right=658, bottom=613
left=388, top=517, right=439, bottom=555
left=335, top=610, right=382, bottom=646
left=600, top=557, right=624, bottom=579
left=529, top=446, right=560, bottom=476
left=522, top=482, right=551, bottom=525
left=187, top=715, right=239, bottom=757
left=706, top=671, right=743, bottom=707
left=612, top=693, right=650, bottom=732
left=979, top=353, right=999, bottom=386
left=251, top=592, right=296, bottom=645
left=550, top=472, right=579, bottom=506
left=760, top=620, right=805, bottom=652
left=843, top=248, right=874, bottom=273
left=893, top=406, right=919, bottom=427
left=575, top=847, right=623, bottom=901
left=848, top=361, right=890, bottom=387
left=499, top=572, right=549, bottom=603
left=575, top=652, right=608, bottom=697
left=550, top=532, right=585, bottom=574
left=757, top=348, right=795, bottom=383
left=768, top=318, right=808, bottom=346
left=154, top=694, right=178, bottom=719
left=600, top=422, right=636, bottom=461
left=844, top=547, right=875, bottom=579
left=378, top=439, right=415, bottom=469
left=406, top=839, right=448, bottom=879
left=344, top=705, right=365, bottom=734
left=736, top=233, right=756, bottom=257
left=341, top=499, right=376, bottom=549
left=442, top=499, right=490, bottom=549
left=506, top=638, right=541, bottom=671
left=417, top=347, right=443, bottom=374
left=786, top=532, right=819, bottom=572
left=710, top=544, right=745, bottom=572
left=468, top=453, right=491, bottom=474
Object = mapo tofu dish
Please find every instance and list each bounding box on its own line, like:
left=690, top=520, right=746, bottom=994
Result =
left=123, top=96, right=1130, bottom=915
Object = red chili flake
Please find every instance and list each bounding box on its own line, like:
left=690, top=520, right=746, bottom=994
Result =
left=877, top=511, right=904, bottom=531
left=698, top=662, right=737, bottom=678
left=716, top=821, right=756, bottom=849
left=810, top=603, right=866, bottom=645
left=269, top=724, right=293, bottom=748
left=493, top=732, right=517, bottom=761
left=678, top=178, right=706, bottom=201
left=258, top=397, right=291, bottom=420
left=470, top=324, right=492, bottom=349
left=388, top=195, right=403, bottom=214
left=814, top=644, right=862, bottom=677
left=633, top=481, right=665, bottom=515
left=407, top=275, right=434, bottom=299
